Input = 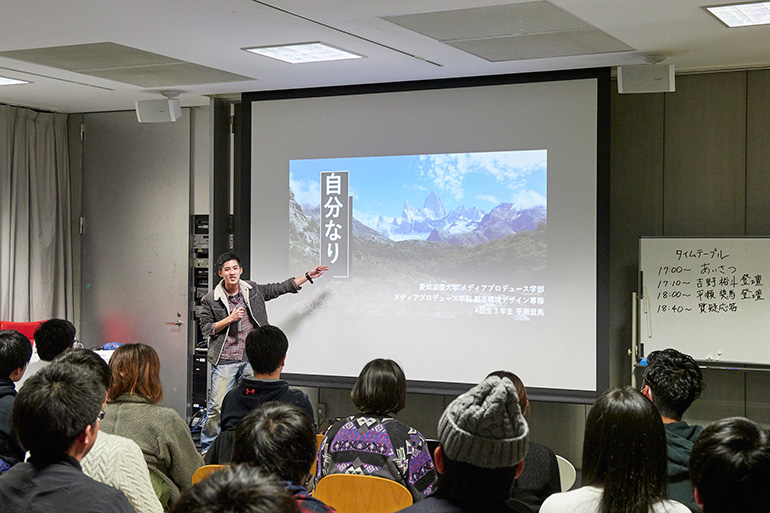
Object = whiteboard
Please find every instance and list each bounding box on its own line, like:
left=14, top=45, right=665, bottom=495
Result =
left=639, top=237, right=770, bottom=365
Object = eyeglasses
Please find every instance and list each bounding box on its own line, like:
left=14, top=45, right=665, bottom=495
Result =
left=96, top=410, right=105, bottom=422
left=73, top=338, right=84, bottom=349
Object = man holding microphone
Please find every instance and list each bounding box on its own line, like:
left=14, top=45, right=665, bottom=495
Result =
left=199, top=251, right=326, bottom=451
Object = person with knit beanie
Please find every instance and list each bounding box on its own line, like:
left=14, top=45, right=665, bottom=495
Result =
left=398, top=375, right=534, bottom=513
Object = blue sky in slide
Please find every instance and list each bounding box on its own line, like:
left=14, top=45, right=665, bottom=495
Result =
left=290, top=150, right=547, bottom=220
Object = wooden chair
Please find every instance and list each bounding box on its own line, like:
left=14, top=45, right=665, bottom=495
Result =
left=310, top=433, right=325, bottom=477
left=192, top=464, right=228, bottom=484
left=314, top=474, right=413, bottom=513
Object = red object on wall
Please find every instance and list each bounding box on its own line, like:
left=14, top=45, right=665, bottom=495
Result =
left=0, top=321, right=45, bottom=345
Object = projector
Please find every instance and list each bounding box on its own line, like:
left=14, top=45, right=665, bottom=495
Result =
left=135, top=98, right=182, bottom=123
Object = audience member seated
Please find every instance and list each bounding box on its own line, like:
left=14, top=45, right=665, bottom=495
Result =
left=205, top=325, right=313, bottom=464
left=541, top=386, right=689, bottom=513
left=690, top=417, right=770, bottom=513
left=0, top=330, right=32, bottom=471
left=0, top=362, right=133, bottom=512
left=232, top=402, right=337, bottom=513
left=641, top=348, right=705, bottom=512
left=488, top=370, right=560, bottom=511
left=17, top=318, right=77, bottom=387
left=101, top=343, right=202, bottom=507
left=58, top=349, right=164, bottom=513
left=170, top=464, right=300, bottom=513
left=399, top=374, right=533, bottom=513
left=316, top=358, right=437, bottom=502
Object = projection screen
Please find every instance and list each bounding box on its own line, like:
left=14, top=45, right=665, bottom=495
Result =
left=245, top=69, right=609, bottom=401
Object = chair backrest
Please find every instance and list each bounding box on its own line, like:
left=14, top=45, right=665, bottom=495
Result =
left=314, top=474, right=413, bottom=513
left=555, top=454, right=577, bottom=491
left=310, top=433, right=325, bottom=477
left=192, top=464, right=228, bottom=484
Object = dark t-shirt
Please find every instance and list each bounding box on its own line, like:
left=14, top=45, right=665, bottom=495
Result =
left=0, top=456, right=135, bottom=513
left=0, top=378, right=24, bottom=467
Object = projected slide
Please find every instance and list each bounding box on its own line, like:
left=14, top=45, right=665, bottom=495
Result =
left=249, top=73, right=607, bottom=395
left=289, top=150, right=547, bottom=320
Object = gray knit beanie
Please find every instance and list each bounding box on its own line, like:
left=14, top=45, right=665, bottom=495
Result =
left=437, top=375, right=529, bottom=469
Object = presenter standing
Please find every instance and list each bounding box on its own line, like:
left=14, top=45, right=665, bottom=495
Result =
left=199, top=251, right=326, bottom=451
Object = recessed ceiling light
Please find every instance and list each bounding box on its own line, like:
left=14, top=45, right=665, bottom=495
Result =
left=706, top=2, right=770, bottom=27
left=242, top=42, right=365, bottom=64
left=0, top=76, right=30, bottom=86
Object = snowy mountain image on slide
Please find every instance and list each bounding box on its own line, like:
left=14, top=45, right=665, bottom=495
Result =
left=289, top=150, right=548, bottom=310
left=369, top=190, right=546, bottom=247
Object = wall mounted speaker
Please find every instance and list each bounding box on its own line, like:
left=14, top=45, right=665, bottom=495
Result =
left=617, top=64, right=675, bottom=94
left=135, top=98, right=182, bottom=123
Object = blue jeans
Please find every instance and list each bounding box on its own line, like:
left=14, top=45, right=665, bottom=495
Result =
left=200, top=361, right=253, bottom=447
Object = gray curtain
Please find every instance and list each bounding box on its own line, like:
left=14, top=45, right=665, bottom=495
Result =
left=0, top=104, right=73, bottom=322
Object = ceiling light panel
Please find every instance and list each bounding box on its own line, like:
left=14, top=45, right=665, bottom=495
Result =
left=0, top=76, right=30, bottom=86
left=706, top=2, right=770, bottom=27
left=243, top=42, right=364, bottom=63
